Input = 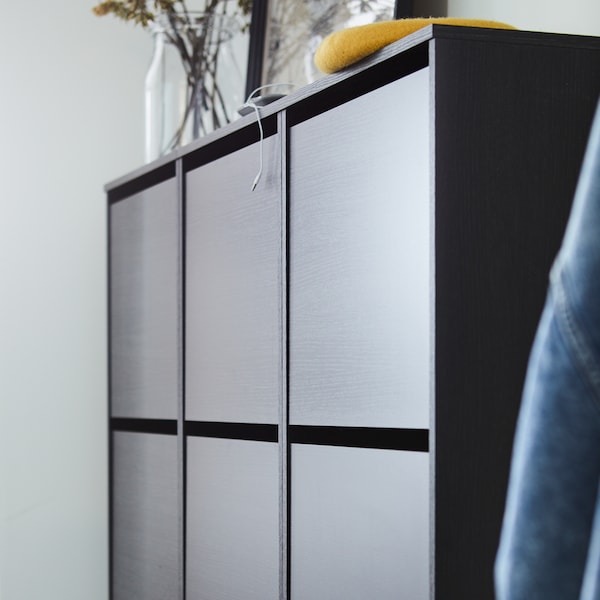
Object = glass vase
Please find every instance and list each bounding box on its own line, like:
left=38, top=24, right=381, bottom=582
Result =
left=144, top=11, right=245, bottom=162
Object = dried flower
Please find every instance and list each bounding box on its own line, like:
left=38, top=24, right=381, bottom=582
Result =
left=92, top=0, right=251, bottom=28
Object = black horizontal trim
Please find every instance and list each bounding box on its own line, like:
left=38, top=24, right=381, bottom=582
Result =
left=185, top=421, right=278, bottom=443
left=290, top=425, right=429, bottom=452
left=286, top=45, right=428, bottom=127
left=182, top=118, right=277, bottom=173
left=108, top=162, right=176, bottom=204
left=111, top=418, right=178, bottom=435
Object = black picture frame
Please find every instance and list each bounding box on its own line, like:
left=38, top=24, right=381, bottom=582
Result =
left=244, top=0, right=269, bottom=98
left=245, top=0, right=413, bottom=96
left=395, top=0, right=414, bottom=18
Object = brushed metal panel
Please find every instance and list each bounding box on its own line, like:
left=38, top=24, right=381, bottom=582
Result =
left=291, top=444, right=429, bottom=600
left=186, top=437, right=279, bottom=600
left=289, top=68, right=431, bottom=428
left=110, top=179, right=179, bottom=419
left=112, top=431, right=179, bottom=600
left=186, top=138, right=282, bottom=424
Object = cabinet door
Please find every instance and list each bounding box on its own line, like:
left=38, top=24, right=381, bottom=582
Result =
left=110, top=179, right=179, bottom=419
left=288, top=68, right=431, bottom=428
left=186, top=137, right=282, bottom=424
left=186, top=437, right=280, bottom=600
left=112, top=431, right=180, bottom=600
left=291, top=444, right=429, bottom=600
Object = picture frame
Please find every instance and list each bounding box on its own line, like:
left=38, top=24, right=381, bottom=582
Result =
left=245, top=0, right=413, bottom=97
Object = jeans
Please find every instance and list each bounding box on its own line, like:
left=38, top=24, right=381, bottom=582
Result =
left=495, top=101, right=600, bottom=599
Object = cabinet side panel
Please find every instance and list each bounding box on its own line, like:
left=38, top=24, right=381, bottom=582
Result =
left=289, top=68, right=431, bottom=428
left=110, top=179, right=179, bottom=419
left=433, top=38, right=600, bottom=600
left=186, top=138, right=282, bottom=424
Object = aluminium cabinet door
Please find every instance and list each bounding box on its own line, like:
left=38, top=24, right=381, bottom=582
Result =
left=186, top=136, right=282, bottom=424
left=291, top=444, right=429, bottom=600
left=112, top=431, right=180, bottom=600
left=110, top=179, right=180, bottom=419
left=288, top=68, right=431, bottom=429
left=186, top=437, right=279, bottom=600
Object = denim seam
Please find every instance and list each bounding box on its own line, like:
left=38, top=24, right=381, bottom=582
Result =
left=552, top=265, right=600, bottom=416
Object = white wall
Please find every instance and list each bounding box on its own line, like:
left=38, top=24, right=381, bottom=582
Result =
left=449, top=0, right=600, bottom=36
left=418, top=0, right=600, bottom=36
left=0, top=2, right=150, bottom=599
left=0, top=1, right=599, bottom=600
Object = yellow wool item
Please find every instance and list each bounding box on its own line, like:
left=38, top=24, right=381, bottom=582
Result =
left=314, top=18, right=517, bottom=74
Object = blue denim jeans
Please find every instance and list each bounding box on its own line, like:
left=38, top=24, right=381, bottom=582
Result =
left=495, top=102, right=600, bottom=599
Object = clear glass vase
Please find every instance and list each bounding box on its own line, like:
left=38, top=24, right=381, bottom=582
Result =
left=144, top=11, right=245, bottom=162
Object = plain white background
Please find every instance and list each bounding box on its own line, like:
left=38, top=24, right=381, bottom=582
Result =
left=1, top=1, right=599, bottom=599
left=0, top=2, right=149, bottom=598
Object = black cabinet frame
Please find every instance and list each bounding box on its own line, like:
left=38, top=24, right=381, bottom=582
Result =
left=107, top=25, right=600, bottom=600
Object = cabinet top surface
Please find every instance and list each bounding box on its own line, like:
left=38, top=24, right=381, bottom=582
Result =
left=105, top=24, right=600, bottom=192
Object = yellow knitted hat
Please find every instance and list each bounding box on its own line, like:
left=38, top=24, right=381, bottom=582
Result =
left=314, top=18, right=517, bottom=74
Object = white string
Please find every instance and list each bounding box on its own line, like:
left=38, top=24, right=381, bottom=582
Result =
left=241, top=83, right=296, bottom=191
left=249, top=101, right=264, bottom=191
